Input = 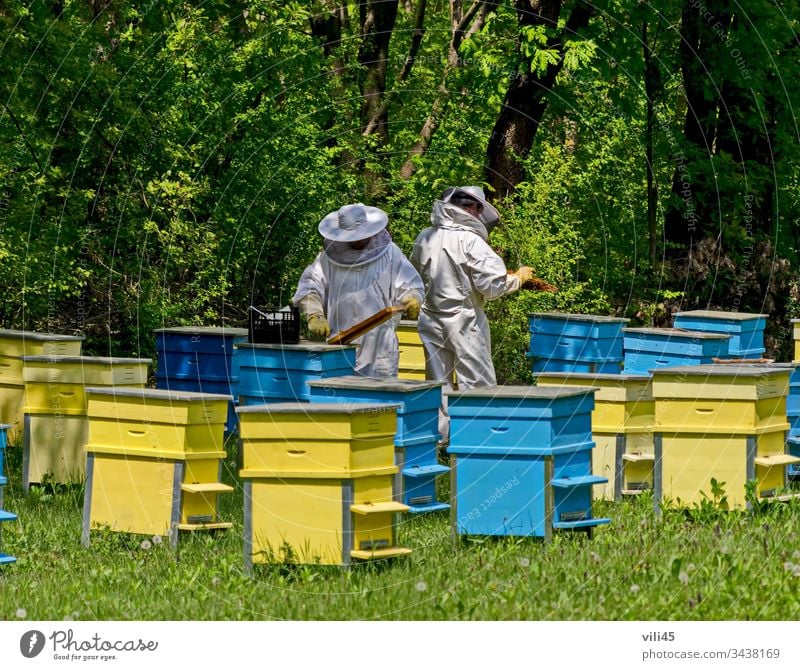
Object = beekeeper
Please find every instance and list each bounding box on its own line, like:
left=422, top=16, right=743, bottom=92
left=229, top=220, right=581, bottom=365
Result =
left=293, top=203, right=424, bottom=377
left=411, top=186, right=533, bottom=435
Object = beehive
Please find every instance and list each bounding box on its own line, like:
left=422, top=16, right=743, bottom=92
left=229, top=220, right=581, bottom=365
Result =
left=651, top=365, right=799, bottom=509
left=623, top=327, right=730, bottom=374
left=397, top=320, right=427, bottom=380
left=534, top=372, right=655, bottom=500
left=235, top=343, right=356, bottom=405
left=238, top=402, right=412, bottom=569
left=673, top=310, right=767, bottom=358
left=307, top=376, right=449, bottom=513
left=0, top=423, right=16, bottom=565
left=82, top=388, right=233, bottom=548
left=154, top=326, right=248, bottom=433
left=527, top=313, right=628, bottom=374
left=0, top=330, right=84, bottom=440
left=792, top=319, right=800, bottom=362
left=447, top=386, right=610, bottom=540
left=20, top=356, right=150, bottom=489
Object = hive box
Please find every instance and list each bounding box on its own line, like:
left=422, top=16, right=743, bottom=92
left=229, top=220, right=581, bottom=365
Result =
left=237, top=402, right=411, bottom=568
left=673, top=310, right=767, bottom=357
left=397, top=320, right=427, bottom=380
left=82, top=388, right=234, bottom=548
left=623, top=327, right=730, bottom=374
left=534, top=372, right=655, bottom=500
left=651, top=365, right=798, bottom=510
left=235, top=343, right=356, bottom=404
left=307, top=376, right=448, bottom=513
left=447, top=386, right=610, bottom=540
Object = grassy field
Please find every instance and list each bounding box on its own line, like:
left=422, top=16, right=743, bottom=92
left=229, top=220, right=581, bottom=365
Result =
left=1, top=442, right=800, bottom=621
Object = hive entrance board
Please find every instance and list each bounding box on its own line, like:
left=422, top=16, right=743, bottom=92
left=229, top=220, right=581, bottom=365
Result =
left=327, top=305, right=405, bottom=345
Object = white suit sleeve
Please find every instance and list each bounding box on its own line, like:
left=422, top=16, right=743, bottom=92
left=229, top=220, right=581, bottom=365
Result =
left=292, top=254, right=328, bottom=317
left=464, top=236, right=520, bottom=300
left=390, top=245, right=424, bottom=304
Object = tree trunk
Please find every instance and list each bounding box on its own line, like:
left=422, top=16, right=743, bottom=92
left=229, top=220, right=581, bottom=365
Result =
left=485, top=0, right=593, bottom=199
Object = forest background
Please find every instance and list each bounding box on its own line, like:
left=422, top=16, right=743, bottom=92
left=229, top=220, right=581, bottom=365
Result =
left=1, top=0, right=799, bottom=382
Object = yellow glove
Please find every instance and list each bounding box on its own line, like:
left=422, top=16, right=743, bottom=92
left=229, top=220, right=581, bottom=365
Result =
left=513, top=266, right=534, bottom=284
left=307, top=315, right=330, bottom=340
left=401, top=296, right=421, bottom=320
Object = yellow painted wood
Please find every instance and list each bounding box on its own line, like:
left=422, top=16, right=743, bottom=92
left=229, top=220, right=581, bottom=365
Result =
left=87, top=391, right=229, bottom=425
left=591, top=434, right=617, bottom=500
left=23, top=357, right=149, bottom=385
left=0, top=382, right=25, bottom=441
left=26, top=414, right=89, bottom=485
left=397, top=322, right=424, bottom=345
left=0, top=355, right=24, bottom=384
left=353, top=509, right=396, bottom=552
left=624, top=458, right=654, bottom=494
left=239, top=409, right=396, bottom=442
left=793, top=323, right=800, bottom=341
left=242, top=437, right=394, bottom=475
left=249, top=478, right=344, bottom=565
left=89, top=455, right=175, bottom=536
left=86, top=443, right=225, bottom=461
left=351, top=547, right=413, bottom=560
left=754, top=454, right=800, bottom=467
left=535, top=374, right=653, bottom=403
left=351, top=501, right=409, bottom=515
left=353, top=473, right=394, bottom=503
left=181, top=482, right=234, bottom=494
left=0, top=330, right=83, bottom=357
left=795, top=341, right=800, bottom=362
left=24, top=383, right=87, bottom=415
left=398, top=366, right=427, bottom=381
left=181, top=456, right=226, bottom=524
left=652, top=371, right=789, bottom=400
left=177, top=522, right=233, bottom=531
left=593, top=400, right=655, bottom=432
left=239, top=465, right=397, bottom=479
left=397, top=322, right=431, bottom=380
left=88, top=418, right=225, bottom=454
left=661, top=430, right=787, bottom=509
left=655, top=397, right=788, bottom=434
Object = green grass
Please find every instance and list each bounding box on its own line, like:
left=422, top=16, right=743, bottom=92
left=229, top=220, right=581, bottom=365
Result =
left=2, top=445, right=800, bottom=620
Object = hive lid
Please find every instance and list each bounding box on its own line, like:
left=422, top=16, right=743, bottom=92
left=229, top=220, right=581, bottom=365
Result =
left=236, top=402, right=400, bottom=414
left=529, top=312, right=629, bottom=323
left=675, top=310, right=768, bottom=320
left=85, top=387, right=232, bottom=401
left=0, top=329, right=84, bottom=342
left=22, top=355, right=151, bottom=365
left=398, top=320, right=418, bottom=327
left=532, top=372, right=651, bottom=382
left=650, top=364, right=788, bottom=377
left=234, top=342, right=355, bottom=352
left=623, top=327, right=730, bottom=339
left=446, top=385, right=598, bottom=399
left=307, top=375, right=443, bottom=391
left=153, top=326, right=248, bottom=336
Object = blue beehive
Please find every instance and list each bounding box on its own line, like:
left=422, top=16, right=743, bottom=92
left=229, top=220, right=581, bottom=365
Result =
left=307, top=376, right=449, bottom=514
left=155, top=326, right=248, bottom=433
left=0, top=423, right=16, bottom=565
left=528, top=313, right=628, bottom=374
left=673, top=310, right=767, bottom=358
left=447, top=386, right=610, bottom=540
left=623, top=327, right=730, bottom=374
left=236, top=343, right=357, bottom=405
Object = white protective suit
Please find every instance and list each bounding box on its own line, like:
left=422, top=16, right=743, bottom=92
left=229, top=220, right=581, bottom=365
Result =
left=411, top=201, right=521, bottom=436
left=293, top=229, right=424, bottom=377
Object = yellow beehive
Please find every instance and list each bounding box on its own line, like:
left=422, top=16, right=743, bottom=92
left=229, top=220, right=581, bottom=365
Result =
left=82, top=387, right=234, bottom=548
left=652, top=365, right=799, bottom=510
left=397, top=320, right=427, bottom=380
left=792, top=319, right=800, bottom=361
left=239, top=402, right=412, bottom=569
left=23, top=414, right=88, bottom=488
left=0, top=330, right=84, bottom=441
left=535, top=372, right=655, bottom=500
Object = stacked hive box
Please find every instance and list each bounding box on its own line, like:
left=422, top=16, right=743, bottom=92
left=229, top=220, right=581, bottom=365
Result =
left=237, top=403, right=412, bottom=570
left=673, top=310, right=767, bottom=358
left=793, top=319, right=800, bottom=362
left=155, top=326, right=248, bottom=434
left=527, top=313, right=628, bottom=374
left=448, top=386, right=610, bottom=540
left=82, top=388, right=234, bottom=548
left=397, top=320, right=427, bottom=380
left=623, top=328, right=730, bottom=374
left=0, top=330, right=84, bottom=441
left=21, top=356, right=150, bottom=489
left=307, top=376, right=449, bottom=513
left=534, top=372, right=655, bottom=500
left=235, top=343, right=356, bottom=405
left=0, top=423, right=16, bottom=565
left=652, top=365, right=799, bottom=510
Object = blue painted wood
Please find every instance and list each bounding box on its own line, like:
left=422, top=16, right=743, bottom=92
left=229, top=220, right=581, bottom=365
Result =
left=156, top=352, right=235, bottom=383
left=528, top=313, right=629, bottom=339
left=788, top=437, right=800, bottom=476
left=623, top=328, right=731, bottom=356
left=307, top=377, right=442, bottom=444
left=156, top=377, right=239, bottom=432
left=154, top=327, right=248, bottom=355
left=673, top=311, right=766, bottom=356
left=0, top=510, right=16, bottom=522
left=399, top=438, right=439, bottom=468
left=0, top=423, right=13, bottom=565
left=623, top=351, right=721, bottom=374
left=788, top=411, right=800, bottom=438
left=527, top=354, right=623, bottom=374
left=528, top=333, right=624, bottom=362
